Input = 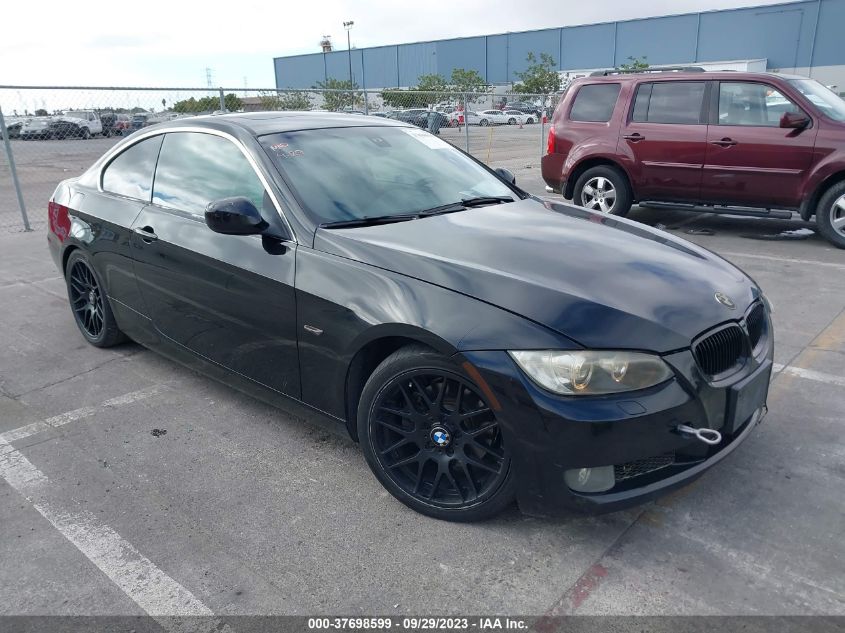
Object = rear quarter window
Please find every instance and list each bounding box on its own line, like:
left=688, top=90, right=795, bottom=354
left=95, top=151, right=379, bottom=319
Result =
left=101, top=135, right=164, bottom=201
left=569, top=84, right=621, bottom=122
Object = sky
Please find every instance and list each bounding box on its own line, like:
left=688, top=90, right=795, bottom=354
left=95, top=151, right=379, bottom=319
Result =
left=1, top=0, right=792, bottom=89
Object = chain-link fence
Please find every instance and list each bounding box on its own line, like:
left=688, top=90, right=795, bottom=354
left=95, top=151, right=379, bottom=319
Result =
left=0, top=86, right=562, bottom=233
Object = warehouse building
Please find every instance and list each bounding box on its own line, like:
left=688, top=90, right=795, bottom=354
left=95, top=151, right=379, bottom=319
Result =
left=273, top=0, right=845, bottom=93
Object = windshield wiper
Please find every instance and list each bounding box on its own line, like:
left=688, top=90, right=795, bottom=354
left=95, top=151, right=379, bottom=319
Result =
left=320, top=196, right=515, bottom=228
left=319, top=214, right=419, bottom=229
left=418, top=196, right=514, bottom=217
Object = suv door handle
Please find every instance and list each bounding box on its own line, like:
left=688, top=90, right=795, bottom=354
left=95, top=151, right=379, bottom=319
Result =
left=623, top=133, right=645, bottom=142
left=133, top=226, right=158, bottom=243
left=710, top=138, right=738, bottom=147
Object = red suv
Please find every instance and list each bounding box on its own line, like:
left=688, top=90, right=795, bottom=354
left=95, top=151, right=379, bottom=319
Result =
left=542, top=69, right=845, bottom=248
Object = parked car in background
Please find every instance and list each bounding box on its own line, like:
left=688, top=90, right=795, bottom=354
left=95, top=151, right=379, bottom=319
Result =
left=114, top=113, right=132, bottom=135
left=5, top=119, right=23, bottom=139
left=542, top=68, right=845, bottom=249
left=20, top=117, right=53, bottom=140
left=505, top=101, right=542, bottom=118
left=386, top=108, right=430, bottom=124
left=50, top=110, right=103, bottom=139
left=476, top=110, right=512, bottom=126
left=503, top=110, right=535, bottom=124
left=131, top=113, right=152, bottom=130
left=100, top=112, right=119, bottom=137
left=409, top=111, right=449, bottom=133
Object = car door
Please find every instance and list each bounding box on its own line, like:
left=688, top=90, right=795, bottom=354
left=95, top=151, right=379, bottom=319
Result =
left=618, top=80, right=708, bottom=202
left=74, top=134, right=164, bottom=329
left=129, top=130, right=301, bottom=397
left=701, top=81, right=818, bottom=208
left=88, top=112, right=102, bottom=135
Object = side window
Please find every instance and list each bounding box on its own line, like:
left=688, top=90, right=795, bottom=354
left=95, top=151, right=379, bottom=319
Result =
left=152, top=132, right=267, bottom=215
left=631, top=84, right=652, bottom=122
left=569, top=84, right=621, bottom=122
left=101, top=135, right=164, bottom=201
left=640, top=82, right=706, bottom=124
left=718, top=82, right=801, bottom=126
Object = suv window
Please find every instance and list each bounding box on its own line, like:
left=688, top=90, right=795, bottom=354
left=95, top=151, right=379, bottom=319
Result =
left=569, top=84, right=620, bottom=122
left=631, top=82, right=706, bottom=124
left=718, top=82, right=802, bottom=126
left=152, top=132, right=267, bottom=215
left=101, top=135, right=164, bottom=201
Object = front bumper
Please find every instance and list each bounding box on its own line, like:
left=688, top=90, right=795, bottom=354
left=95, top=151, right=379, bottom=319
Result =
left=458, top=338, right=772, bottom=517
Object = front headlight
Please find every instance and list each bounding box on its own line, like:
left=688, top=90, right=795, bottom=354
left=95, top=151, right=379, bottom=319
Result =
left=508, top=350, right=673, bottom=396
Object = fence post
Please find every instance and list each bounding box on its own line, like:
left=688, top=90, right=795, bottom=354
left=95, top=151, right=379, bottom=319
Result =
left=539, top=95, right=546, bottom=159
left=463, top=93, right=470, bottom=153
left=218, top=87, right=225, bottom=112
left=363, top=90, right=369, bottom=115
left=0, top=106, right=31, bottom=232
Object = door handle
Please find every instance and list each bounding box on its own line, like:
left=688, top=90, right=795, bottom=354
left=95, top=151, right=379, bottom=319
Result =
left=710, top=138, right=738, bottom=147
left=623, top=133, right=645, bottom=142
left=133, top=226, right=158, bottom=243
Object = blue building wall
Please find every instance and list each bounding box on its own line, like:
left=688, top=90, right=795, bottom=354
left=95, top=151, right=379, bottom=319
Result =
left=274, top=0, right=842, bottom=89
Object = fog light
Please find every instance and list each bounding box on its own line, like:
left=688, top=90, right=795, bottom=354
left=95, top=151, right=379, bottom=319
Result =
left=564, top=466, right=615, bottom=493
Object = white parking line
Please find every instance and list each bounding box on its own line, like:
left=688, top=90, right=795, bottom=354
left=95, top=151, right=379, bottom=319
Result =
left=773, top=363, right=845, bottom=388
left=719, top=252, right=845, bottom=271
left=0, top=384, right=168, bottom=443
left=0, top=439, right=230, bottom=632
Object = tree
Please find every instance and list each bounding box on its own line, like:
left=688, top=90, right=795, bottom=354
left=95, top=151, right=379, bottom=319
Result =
left=618, top=56, right=649, bottom=71
left=314, top=78, right=363, bottom=111
left=449, top=68, right=488, bottom=105
left=34, top=108, right=49, bottom=117
left=512, top=53, right=561, bottom=95
left=172, top=93, right=242, bottom=114
left=260, top=91, right=312, bottom=111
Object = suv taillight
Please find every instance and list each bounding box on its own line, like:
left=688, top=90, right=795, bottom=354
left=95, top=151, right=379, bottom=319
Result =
left=546, top=126, right=556, bottom=155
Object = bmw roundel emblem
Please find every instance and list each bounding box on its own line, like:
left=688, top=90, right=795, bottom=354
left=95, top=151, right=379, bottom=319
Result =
left=714, top=292, right=736, bottom=310
left=431, top=427, right=451, bottom=447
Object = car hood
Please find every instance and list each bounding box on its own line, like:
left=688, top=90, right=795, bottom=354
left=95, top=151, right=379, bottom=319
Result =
left=53, top=116, right=85, bottom=124
left=314, top=198, right=759, bottom=352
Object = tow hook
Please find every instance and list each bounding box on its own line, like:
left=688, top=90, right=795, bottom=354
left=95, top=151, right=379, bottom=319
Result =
left=676, top=424, right=722, bottom=445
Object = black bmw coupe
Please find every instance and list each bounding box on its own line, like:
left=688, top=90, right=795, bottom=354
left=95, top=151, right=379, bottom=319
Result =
left=47, top=112, right=773, bottom=521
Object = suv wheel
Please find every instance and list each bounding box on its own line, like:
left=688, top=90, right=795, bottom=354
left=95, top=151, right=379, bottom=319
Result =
left=816, top=181, right=845, bottom=249
left=573, top=166, right=632, bottom=216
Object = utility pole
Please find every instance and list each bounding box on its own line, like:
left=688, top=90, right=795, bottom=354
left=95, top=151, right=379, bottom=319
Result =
left=343, top=20, right=354, bottom=109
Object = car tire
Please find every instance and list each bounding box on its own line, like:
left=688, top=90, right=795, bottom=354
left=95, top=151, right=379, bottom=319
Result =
left=81, top=127, right=91, bottom=140
left=816, top=181, right=845, bottom=249
left=508, top=118, right=516, bottom=125
left=357, top=346, right=516, bottom=522
left=573, top=165, right=632, bottom=216
left=480, top=119, right=489, bottom=126
left=65, top=251, right=126, bottom=348
left=526, top=117, right=534, bottom=124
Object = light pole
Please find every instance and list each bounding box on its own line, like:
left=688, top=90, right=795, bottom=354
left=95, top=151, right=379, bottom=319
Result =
left=343, top=20, right=354, bottom=109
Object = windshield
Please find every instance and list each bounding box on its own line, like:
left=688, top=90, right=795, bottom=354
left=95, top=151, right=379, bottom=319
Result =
left=789, top=79, right=845, bottom=121
left=260, top=126, right=516, bottom=224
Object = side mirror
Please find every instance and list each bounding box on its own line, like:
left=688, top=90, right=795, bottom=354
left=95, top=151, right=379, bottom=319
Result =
left=780, top=111, right=810, bottom=129
left=205, top=197, right=268, bottom=235
left=494, top=167, right=516, bottom=185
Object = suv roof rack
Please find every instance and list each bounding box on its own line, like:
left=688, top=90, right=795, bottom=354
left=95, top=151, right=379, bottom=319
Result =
left=589, top=66, right=706, bottom=76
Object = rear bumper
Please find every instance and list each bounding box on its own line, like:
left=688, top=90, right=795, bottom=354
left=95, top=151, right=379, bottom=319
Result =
left=458, top=342, right=772, bottom=517
left=540, top=153, right=566, bottom=194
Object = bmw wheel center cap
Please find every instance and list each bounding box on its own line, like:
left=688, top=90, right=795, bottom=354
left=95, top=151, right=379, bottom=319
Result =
left=431, top=427, right=451, bottom=447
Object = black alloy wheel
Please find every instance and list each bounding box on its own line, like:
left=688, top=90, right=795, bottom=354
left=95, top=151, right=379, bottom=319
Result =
left=68, top=260, right=105, bottom=339
left=65, top=251, right=126, bottom=347
left=359, top=347, right=515, bottom=521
